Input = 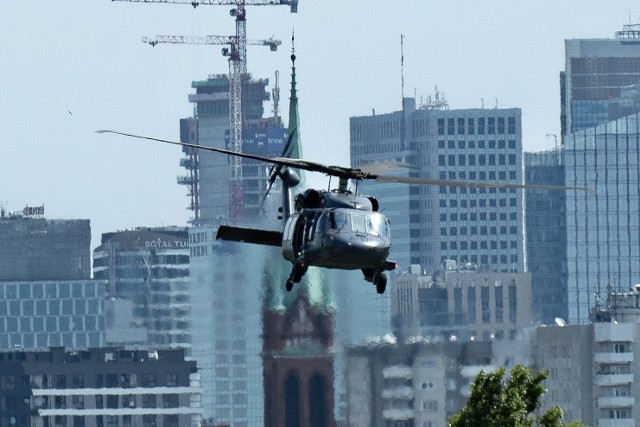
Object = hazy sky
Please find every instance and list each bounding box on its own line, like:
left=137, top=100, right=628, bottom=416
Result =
left=1, top=1, right=639, bottom=252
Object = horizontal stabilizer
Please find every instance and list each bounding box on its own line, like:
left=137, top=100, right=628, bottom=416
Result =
left=216, top=225, right=282, bottom=247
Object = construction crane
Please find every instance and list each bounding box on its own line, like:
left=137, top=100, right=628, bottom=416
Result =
left=144, top=33, right=281, bottom=219
left=112, top=0, right=297, bottom=12
left=114, top=0, right=297, bottom=220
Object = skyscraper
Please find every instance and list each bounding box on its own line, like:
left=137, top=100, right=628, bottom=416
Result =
left=93, top=227, right=191, bottom=350
left=565, top=114, right=640, bottom=324
left=524, top=149, right=568, bottom=324
left=562, top=24, right=640, bottom=324
left=562, top=24, right=640, bottom=136
left=350, top=99, right=525, bottom=274
left=0, top=208, right=106, bottom=349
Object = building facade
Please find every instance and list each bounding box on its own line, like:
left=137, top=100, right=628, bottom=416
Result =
left=0, top=209, right=90, bottom=281
left=93, top=227, right=191, bottom=350
left=564, top=114, right=640, bottom=323
left=392, top=266, right=532, bottom=343
left=0, top=280, right=106, bottom=350
left=350, top=100, right=525, bottom=274
left=346, top=340, right=494, bottom=427
left=562, top=24, right=640, bottom=136
left=0, top=347, right=201, bottom=427
left=179, top=75, right=285, bottom=224
left=524, top=149, right=568, bottom=324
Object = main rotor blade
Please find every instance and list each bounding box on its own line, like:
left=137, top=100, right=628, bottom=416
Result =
left=96, top=130, right=594, bottom=193
left=373, top=174, right=595, bottom=193
left=96, top=129, right=353, bottom=176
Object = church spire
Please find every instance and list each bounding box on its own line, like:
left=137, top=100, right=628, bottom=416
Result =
left=285, top=30, right=303, bottom=164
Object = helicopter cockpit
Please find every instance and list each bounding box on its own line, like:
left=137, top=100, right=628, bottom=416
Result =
left=328, top=210, right=389, bottom=239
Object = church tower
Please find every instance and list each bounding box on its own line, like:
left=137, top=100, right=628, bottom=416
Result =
left=262, top=37, right=337, bottom=427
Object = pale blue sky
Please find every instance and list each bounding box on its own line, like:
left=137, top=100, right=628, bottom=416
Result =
left=1, top=1, right=638, bottom=252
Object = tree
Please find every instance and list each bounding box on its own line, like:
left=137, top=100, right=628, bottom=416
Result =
left=448, top=364, right=587, bottom=427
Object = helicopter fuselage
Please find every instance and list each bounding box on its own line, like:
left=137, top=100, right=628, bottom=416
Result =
left=282, top=208, right=394, bottom=271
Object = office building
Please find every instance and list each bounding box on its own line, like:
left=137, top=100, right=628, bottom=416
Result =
left=350, top=99, right=525, bottom=274
left=178, top=75, right=286, bottom=224
left=0, top=346, right=201, bottom=427
left=564, top=113, right=640, bottom=323
left=0, top=280, right=106, bottom=350
left=392, top=264, right=532, bottom=343
left=0, top=207, right=90, bottom=281
left=93, top=227, right=191, bottom=350
left=188, top=227, right=265, bottom=426
left=346, top=339, right=494, bottom=427
left=562, top=24, right=640, bottom=135
left=524, top=149, right=568, bottom=324
left=561, top=25, right=640, bottom=324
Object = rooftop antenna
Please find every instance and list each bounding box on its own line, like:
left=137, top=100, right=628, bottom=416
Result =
left=480, top=97, right=484, bottom=109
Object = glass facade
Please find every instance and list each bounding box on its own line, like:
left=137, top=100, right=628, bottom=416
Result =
left=525, top=150, right=568, bottom=324
left=350, top=101, right=525, bottom=273
left=565, top=113, right=640, bottom=323
left=0, top=280, right=106, bottom=349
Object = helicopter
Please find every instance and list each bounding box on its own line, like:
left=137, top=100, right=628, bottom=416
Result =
left=97, top=130, right=589, bottom=294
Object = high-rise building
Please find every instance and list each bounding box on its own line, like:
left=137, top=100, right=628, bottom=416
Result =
left=0, top=280, right=106, bottom=349
left=0, top=207, right=90, bottom=281
left=93, top=227, right=191, bottom=350
left=350, top=99, right=525, bottom=273
left=562, top=24, right=640, bottom=136
left=0, top=346, right=201, bottom=427
left=346, top=339, right=494, bottom=427
left=561, top=25, right=640, bottom=324
left=524, top=149, right=568, bottom=324
left=0, top=208, right=106, bottom=350
left=392, top=266, right=531, bottom=343
left=178, top=75, right=286, bottom=224
left=564, top=114, right=640, bottom=324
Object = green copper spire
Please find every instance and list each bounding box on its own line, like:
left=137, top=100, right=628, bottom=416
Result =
left=261, top=33, right=335, bottom=313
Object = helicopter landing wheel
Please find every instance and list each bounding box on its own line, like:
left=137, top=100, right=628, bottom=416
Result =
left=286, top=279, right=294, bottom=292
left=374, top=272, right=387, bottom=294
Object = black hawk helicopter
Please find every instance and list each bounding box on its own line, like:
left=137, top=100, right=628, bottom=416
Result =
left=98, top=130, right=589, bottom=295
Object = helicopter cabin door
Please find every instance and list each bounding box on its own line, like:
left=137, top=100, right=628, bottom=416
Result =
left=282, top=213, right=304, bottom=262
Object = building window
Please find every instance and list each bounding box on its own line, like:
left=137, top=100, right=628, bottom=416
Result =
left=139, top=373, right=156, bottom=388
left=122, top=394, right=135, bottom=409
left=142, top=394, right=157, bottom=408
left=164, top=415, right=179, bottom=427
left=72, top=374, right=84, bottom=388
left=498, top=117, right=505, bottom=134
left=106, top=416, right=118, bottom=427
left=72, top=395, right=84, bottom=410
left=55, top=416, right=67, bottom=427
left=163, top=394, right=179, bottom=408
left=468, top=118, right=475, bottom=134
left=73, top=416, right=85, bottom=427
left=488, top=117, right=495, bottom=134
left=166, top=373, right=178, bottom=387
left=105, top=374, right=117, bottom=388
left=143, top=415, right=157, bottom=427
left=106, top=395, right=118, bottom=409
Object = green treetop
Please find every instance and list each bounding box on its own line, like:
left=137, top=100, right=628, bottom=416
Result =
left=449, top=364, right=587, bottom=427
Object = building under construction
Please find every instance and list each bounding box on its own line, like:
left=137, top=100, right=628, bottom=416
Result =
left=178, top=74, right=286, bottom=224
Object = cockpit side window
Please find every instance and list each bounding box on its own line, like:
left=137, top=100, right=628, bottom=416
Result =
left=351, top=214, right=367, bottom=233
left=330, top=212, right=348, bottom=230
left=368, top=213, right=389, bottom=237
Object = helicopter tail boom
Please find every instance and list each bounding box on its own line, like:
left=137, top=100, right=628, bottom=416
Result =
left=216, top=225, right=283, bottom=247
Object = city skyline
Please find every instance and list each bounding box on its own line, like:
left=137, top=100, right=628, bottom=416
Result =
left=2, top=1, right=639, bottom=251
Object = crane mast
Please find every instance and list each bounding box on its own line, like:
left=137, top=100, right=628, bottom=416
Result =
left=114, top=0, right=297, bottom=220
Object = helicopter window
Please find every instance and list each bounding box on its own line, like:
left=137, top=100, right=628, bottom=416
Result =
left=351, top=214, right=367, bottom=234
left=368, top=213, right=388, bottom=237
left=330, top=212, right=348, bottom=230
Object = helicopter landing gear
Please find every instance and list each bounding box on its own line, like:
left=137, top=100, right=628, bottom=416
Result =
left=362, top=268, right=387, bottom=294
left=373, top=271, right=387, bottom=294
left=285, top=261, right=308, bottom=292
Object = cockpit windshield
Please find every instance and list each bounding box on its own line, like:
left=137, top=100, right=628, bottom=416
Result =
left=329, top=210, right=389, bottom=237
